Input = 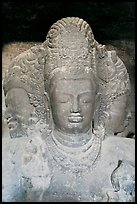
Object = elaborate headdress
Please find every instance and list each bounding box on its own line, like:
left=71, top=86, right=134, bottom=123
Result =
left=42, top=17, right=99, bottom=92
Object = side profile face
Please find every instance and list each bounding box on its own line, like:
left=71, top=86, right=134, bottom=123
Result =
left=105, top=94, right=131, bottom=134
left=49, top=78, right=97, bottom=134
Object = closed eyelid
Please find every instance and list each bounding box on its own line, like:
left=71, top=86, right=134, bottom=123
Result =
left=78, top=92, right=92, bottom=100
left=56, top=93, right=71, bottom=103
left=56, top=93, right=74, bottom=101
left=79, top=91, right=93, bottom=95
left=55, top=92, right=93, bottom=102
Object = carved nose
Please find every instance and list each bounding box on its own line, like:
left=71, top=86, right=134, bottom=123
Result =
left=70, top=98, right=80, bottom=113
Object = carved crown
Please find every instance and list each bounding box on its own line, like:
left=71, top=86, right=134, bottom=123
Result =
left=42, top=17, right=98, bottom=91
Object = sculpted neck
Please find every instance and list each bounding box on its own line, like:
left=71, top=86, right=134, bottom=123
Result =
left=52, top=127, right=92, bottom=148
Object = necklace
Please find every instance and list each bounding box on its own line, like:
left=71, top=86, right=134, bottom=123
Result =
left=45, top=130, right=102, bottom=173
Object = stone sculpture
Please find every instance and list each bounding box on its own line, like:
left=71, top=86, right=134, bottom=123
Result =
left=2, top=17, right=135, bottom=202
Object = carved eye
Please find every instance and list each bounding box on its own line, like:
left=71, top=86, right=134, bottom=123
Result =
left=79, top=93, right=92, bottom=104
left=83, top=100, right=91, bottom=103
left=57, top=96, right=69, bottom=103
left=58, top=99, right=69, bottom=103
left=81, top=98, right=91, bottom=103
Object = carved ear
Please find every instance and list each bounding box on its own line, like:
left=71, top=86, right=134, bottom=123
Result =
left=44, top=91, right=53, bottom=113
left=93, top=92, right=101, bottom=128
left=44, top=91, right=50, bottom=105
left=44, top=92, right=53, bottom=127
left=44, top=91, right=51, bottom=113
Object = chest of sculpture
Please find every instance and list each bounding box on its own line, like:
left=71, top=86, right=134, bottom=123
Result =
left=2, top=17, right=135, bottom=202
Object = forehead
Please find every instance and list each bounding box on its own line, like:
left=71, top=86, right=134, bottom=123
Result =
left=57, top=78, right=91, bottom=86
left=54, top=78, right=95, bottom=93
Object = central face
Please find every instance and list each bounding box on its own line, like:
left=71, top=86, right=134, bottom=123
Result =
left=50, top=78, right=96, bottom=134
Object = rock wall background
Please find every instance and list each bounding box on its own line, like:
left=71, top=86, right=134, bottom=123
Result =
left=2, top=2, right=135, bottom=44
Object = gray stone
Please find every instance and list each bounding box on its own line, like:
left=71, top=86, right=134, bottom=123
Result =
left=2, top=17, right=135, bottom=202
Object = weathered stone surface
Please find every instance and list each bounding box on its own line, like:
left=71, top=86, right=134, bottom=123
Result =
left=2, top=134, right=135, bottom=202
left=2, top=17, right=135, bottom=202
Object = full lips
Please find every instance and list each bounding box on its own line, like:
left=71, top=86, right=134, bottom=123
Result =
left=68, top=116, right=83, bottom=123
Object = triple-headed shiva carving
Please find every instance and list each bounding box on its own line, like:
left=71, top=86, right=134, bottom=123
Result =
left=2, top=17, right=134, bottom=202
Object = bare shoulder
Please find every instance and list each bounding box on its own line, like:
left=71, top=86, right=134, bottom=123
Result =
left=102, top=136, right=135, bottom=164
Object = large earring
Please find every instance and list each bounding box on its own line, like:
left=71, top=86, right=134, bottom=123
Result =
left=93, top=92, right=101, bottom=130
left=44, top=92, right=54, bottom=132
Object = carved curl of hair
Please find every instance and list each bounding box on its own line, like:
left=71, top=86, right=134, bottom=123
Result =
left=45, top=17, right=95, bottom=48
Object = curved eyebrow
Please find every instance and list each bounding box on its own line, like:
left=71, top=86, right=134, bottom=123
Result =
left=56, top=91, right=94, bottom=95
left=79, top=91, right=94, bottom=96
